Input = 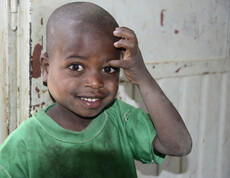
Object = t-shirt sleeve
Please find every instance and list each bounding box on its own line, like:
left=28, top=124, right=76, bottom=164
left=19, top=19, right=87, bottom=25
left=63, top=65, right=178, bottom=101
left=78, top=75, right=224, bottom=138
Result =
left=0, top=132, right=28, bottom=177
left=125, top=108, right=165, bottom=164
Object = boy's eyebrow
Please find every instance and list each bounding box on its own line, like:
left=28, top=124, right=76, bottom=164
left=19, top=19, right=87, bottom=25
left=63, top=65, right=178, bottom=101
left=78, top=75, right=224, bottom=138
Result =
left=65, top=55, right=87, bottom=60
left=65, top=56, right=118, bottom=61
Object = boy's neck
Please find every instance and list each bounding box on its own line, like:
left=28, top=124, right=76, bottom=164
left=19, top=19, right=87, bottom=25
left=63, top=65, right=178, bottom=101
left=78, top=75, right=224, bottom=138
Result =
left=46, top=103, right=93, bottom=132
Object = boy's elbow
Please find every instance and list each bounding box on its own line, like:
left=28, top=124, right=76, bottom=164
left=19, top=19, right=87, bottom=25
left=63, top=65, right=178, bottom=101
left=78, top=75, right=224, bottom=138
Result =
left=169, top=135, right=192, bottom=156
left=186, top=137, right=193, bottom=155
left=155, top=134, right=193, bottom=156
left=178, top=135, right=193, bottom=156
left=182, top=142, right=192, bottom=156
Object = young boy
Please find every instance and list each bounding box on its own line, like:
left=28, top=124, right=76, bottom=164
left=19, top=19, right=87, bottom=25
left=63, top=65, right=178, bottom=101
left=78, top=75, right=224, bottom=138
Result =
left=0, top=2, right=192, bottom=177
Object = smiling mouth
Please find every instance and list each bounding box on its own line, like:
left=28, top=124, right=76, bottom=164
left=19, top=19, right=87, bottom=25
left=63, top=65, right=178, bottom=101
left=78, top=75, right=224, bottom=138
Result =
left=80, top=97, right=100, bottom=102
left=79, top=97, right=104, bottom=108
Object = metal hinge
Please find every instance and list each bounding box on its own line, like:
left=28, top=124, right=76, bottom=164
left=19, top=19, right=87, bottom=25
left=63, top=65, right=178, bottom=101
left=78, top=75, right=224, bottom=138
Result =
left=11, top=0, right=18, bottom=31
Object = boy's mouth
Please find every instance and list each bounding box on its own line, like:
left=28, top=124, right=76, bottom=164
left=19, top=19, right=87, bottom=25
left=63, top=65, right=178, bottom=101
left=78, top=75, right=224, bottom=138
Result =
left=80, top=97, right=100, bottom=102
left=79, top=96, right=104, bottom=108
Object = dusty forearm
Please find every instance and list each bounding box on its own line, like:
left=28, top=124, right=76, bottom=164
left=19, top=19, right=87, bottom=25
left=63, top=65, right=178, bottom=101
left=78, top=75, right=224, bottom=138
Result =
left=137, top=71, right=192, bottom=156
left=111, top=27, right=192, bottom=155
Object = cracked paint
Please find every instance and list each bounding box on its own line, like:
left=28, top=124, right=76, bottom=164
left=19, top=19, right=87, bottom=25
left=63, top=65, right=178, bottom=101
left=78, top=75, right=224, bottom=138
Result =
left=160, top=9, right=166, bottom=26
left=32, top=43, right=42, bottom=78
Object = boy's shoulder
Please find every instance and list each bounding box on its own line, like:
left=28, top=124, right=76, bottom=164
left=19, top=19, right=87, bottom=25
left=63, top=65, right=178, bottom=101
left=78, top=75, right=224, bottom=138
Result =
left=0, top=119, right=33, bottom=155
left=107, top=99, right=148, bottom=121
left=1, top=117, right=36, bottom=146
left=11, top=103, right=55, bottom=138
left=0, top=106, right=49, bottom=150
left=110, top=99, right=137, bottom=112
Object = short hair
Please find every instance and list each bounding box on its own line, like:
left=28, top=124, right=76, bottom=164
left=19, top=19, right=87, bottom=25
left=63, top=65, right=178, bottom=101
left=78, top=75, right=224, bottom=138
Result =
left=46, top=2, right=119, bottom=57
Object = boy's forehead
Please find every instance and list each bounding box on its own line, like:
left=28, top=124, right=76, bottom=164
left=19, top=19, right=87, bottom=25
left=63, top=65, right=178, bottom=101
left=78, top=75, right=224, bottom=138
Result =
left=54, top=21, right=115, bottom=43
left=49, top=20, right=117, bottom=55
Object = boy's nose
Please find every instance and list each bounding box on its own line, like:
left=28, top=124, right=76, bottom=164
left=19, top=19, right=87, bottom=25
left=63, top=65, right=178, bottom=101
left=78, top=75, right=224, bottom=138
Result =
left=85, top=72, right=104, bottom=89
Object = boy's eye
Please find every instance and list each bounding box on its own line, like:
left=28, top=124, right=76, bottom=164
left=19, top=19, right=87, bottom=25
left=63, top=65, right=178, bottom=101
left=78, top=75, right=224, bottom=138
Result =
left=69, top=64, right=84, bottom=71
left=102, top=66, right=117, bottom=74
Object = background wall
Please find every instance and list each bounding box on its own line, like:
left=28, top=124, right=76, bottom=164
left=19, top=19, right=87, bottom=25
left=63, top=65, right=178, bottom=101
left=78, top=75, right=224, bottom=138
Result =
left=0, top=0, right=230, bottom=177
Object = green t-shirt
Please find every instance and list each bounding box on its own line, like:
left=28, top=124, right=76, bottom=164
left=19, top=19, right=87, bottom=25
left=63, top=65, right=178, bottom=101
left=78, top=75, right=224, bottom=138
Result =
left=0, top=99, right=164, bottom=178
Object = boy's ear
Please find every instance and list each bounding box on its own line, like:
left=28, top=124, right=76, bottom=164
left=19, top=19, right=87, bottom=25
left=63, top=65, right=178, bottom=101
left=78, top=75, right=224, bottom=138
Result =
left=40, top=52, right=50, bottom=84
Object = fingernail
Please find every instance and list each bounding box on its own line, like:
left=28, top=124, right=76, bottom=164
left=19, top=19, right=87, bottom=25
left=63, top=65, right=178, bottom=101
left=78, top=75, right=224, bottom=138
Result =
left=114, top=28, right=120, bottom=33
left=113, top=30, right=118, bottom=35
left=114, top=42, right=118, bottom=46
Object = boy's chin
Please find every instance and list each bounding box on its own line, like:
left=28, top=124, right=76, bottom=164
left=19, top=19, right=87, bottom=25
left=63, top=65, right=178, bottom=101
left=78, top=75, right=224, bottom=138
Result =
left=72, top=108, right=105, bottom=119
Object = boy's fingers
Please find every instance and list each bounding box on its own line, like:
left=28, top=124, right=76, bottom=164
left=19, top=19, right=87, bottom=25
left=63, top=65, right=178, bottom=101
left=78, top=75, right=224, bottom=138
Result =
left=109, top=59, right=130, bottom=69
left=114, top=39, right=135, bottom=50
left=113, top=27, right=137, bottom=42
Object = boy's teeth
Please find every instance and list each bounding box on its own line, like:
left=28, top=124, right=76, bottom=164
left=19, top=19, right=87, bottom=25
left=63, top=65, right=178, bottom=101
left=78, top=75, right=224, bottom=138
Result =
left=80, top=97, right=99, bottom=102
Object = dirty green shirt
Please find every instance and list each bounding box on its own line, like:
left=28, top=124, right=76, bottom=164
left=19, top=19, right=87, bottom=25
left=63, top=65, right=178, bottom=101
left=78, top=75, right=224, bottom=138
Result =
left=0, top=99, right=164, bottom=178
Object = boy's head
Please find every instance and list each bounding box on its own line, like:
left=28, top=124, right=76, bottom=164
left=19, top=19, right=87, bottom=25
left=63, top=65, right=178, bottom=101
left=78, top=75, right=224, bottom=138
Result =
left=41, top=2, right=121, bottom=118
left=46, top=2, right=119, bottom=58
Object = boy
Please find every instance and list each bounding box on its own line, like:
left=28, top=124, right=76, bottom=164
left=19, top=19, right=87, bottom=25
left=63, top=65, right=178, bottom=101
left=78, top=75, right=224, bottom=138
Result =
left=0, top=2, right=192, bottom=177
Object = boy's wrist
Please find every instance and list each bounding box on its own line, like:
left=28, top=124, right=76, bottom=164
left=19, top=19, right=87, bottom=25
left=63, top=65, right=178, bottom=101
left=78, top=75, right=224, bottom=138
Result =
left=135, top=69, right=154, bottom=87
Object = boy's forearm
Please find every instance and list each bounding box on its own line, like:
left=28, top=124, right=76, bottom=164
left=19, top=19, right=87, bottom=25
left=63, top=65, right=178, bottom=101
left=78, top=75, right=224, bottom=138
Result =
left=137, top=71, right=192, bottom=156
left=111, top=26, right=192, bottom=156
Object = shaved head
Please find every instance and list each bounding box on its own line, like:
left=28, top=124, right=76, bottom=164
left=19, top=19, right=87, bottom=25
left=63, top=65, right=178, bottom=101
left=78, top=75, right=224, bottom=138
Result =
left=46, top=2, right=119, bottom=57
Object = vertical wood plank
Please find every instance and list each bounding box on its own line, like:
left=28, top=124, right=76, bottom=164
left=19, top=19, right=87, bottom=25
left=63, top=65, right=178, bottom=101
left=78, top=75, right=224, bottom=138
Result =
left=217, top=73, right=230, bottom=178
left=17, top=0, right=31, bottom=124
left=135, top=160, right=158, bottom=178
left=178, top=76, right=202, bottom=178
left=197, top=74, right=222, bottom=178
left=0, top=0, right=8, bottom=144
left=7, top=5, right=18, bottom=134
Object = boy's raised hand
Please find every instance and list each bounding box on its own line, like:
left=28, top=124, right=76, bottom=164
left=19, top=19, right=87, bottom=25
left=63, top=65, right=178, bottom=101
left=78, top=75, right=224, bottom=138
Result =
left=110, top=27, right=192, bottom=156
left=110, top=27, right=148, bottom=85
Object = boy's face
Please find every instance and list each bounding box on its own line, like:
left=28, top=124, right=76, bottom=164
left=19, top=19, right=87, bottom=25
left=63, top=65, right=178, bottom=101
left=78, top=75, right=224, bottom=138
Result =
left=45, top=24, right=120, bottom=118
